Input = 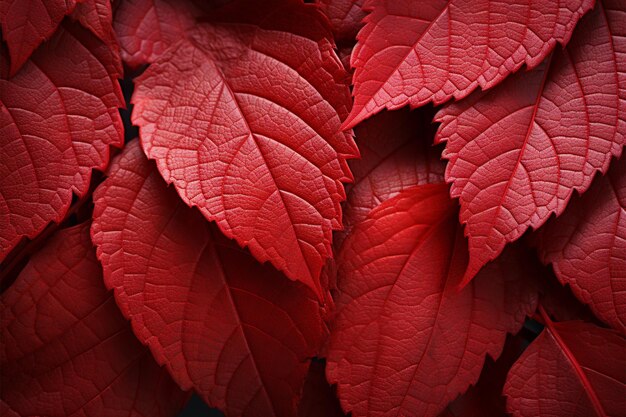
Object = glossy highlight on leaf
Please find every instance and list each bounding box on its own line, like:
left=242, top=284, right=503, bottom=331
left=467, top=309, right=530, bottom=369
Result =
left=0, top=222, right=188, bottom=417
left=0, top=20, right=123, bottom=261
left=132, top=0, right=356, bottom=298
left=435, top=0, right=626, bottom=284
left=343, top=0, right=594, bottom=128
left=504, top=317, right=626, bottom=417
left=91, top=140, right=327, bottom=417
left=327, top=184, right=538, bottom=417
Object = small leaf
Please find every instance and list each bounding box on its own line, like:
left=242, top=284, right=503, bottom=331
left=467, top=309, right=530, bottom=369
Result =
left=70, top=0, right=116, bottom=46
left=0, top=222, right=188, bottom=417
left=435, top=0, right=625, bottom=284
left=504, top=317, right=626, bottom=417
left=0, top=21, right=123, bottom=261
left=132, top=0, right=356, bottom=297
left=91, top=140, right=328, bottom=417
left=534, top=157, right=626, bottom=333
left=327, top=184, right=539, bottom=417
left=343, top=0, right=594, bottom=128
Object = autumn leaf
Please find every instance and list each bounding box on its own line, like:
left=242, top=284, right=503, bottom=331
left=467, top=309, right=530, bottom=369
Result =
left=0, top=222, right=188, bottom=417
left=91, top=140, right=328, bottom=417
left=435, top=0, right=625, bottom=284
left=343, top=0, right=594, bottom=128
left=131, top=0, right=356, bottom=297
left=0, top=20, right=123, bottom=261
left=533, top=156, right=626, bottom=333
left=504, top=313, right=626, bottom=417
left=326, top=184, right=538, bottom=417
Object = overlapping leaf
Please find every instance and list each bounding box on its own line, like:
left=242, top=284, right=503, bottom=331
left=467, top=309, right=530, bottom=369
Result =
left=0, top=21, right=123, bottom=261
left=70, top=0, right=115, bottom=46
left=298, top=361, right=345, bottom=417
left=91, top=140, right=328, bottom=417
left=436, top=0, right=626, bottom=284
left=327, top=184, right=538, bottom=417
left=533, top=157, right=625, bottom=332
left=343, top=0, right=594, bottom=128
left=0, top=0, right=82, bottom=74
left=0, top=222, right=187, bottom=417
left=504, top=318, right=626, bottom=417
left=132, top=0, right=356, bottom=297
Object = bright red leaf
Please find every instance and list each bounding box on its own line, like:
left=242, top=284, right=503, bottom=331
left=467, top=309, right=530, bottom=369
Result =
left=132, top=0, right=356, bottom=298
left=435, top=0, right=626, bottom=284
left=326, top=184, right=538, bottom=417
left=91, top=140, right=328, bottom=417
left=343, top=0, right=594, bottom=128
left=0, top=222, right=188, bottom=417
left=0, top=20, right=123, bottom=261
left=113, top=0, right=201, bottom=68
left=0, top=0, right=82, bottom=74
left=533, top=157, right=626, bottom=333
left=504, top=314, right=626, bottom=417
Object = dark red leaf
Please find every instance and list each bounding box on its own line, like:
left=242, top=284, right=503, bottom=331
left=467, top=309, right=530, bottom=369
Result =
left=298, top=360, right=345, bottom=417
left=343, top=0, right=594, bottom=128
left=326, top=184, right=539, bottom=417
left=113, top=0, right=201, bottom=67
left=504, top=315, right=626, bottom=417
left=317, top=0, right=366, bottom=43
left=435, top=0, right=626, bottom=284
left=0, top=0, right=82, bottom=74
left=339, top=108, right=445, bottom=247
left=0, top=21, right=123, bottom=262
left=538, top=266, right=600, bottom=324
left=91, top=140, right=328, bottom=417
left=70, top=0, right=115, bottom=45
left=131, top=0, right=356, bottom=298
left=0, top=222, right=188, bottom=417
left=533, top=156, right=626, bottom=332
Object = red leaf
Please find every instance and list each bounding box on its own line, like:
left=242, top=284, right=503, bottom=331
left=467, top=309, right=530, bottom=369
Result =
left=340, top=108, right=445, bottom=247
left=326, top=184, right=539, bottom=417
left=132, top=1, right=356, bottom=298
left=91, top=140, right=328, bottom=417
left=0, top=21, right=123, bottom=262
left=538, top=267, right=600, bottom=324
left=70, top=0, right=115, bottom=45
left=504, top=315, right=626, bottom=417
left=343, top=0, right=594, bottom=128
left=435, top=0, right=626, bottom=284
left=298, top=360, right=345, bottom=417
left=533, top=157, right=626, bottom=332
left=113, top=0, right=201, bottom=68
left=317, top=0, right=366, bottom=43
left=0, top=222, right=188, bottom=417
left=0, top=0, right=82, bottom=74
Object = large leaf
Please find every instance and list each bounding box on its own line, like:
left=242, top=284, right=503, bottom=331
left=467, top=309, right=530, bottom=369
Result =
left=343, top=0, right=594, bottom=128
left=0, top=0, right=81, bottom=74
left=132, top=0, right=356, bottom=297
left=435, top=0, right=626, bottom=284
left=504, top=317, right=626, bottom=417
left=533, top=157, right=626, bottom=333
left=91, top=140, right=328, bottom=417
left=0, top=222, right=187, bottom=417
left=326, top=184, right=538, bottom=417
left=0, top=21, right=123, bottom=261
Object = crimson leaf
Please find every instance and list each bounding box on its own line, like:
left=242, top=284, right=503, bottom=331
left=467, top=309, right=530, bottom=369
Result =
left=435, top=0, right=625, bottom=284
left=326, top=184, right=538, bottom=417
left=0, top=20, right=123, bottom=261
left=533, top=155, right=626, bottom=333
left=0, top=222, right=187, bottom=417
left=504, top=315, right=626, bottom=417
left=343, top=0, right=594, bottom=128
left=91, top=140, right=328, bottom=417
left=131, top=0, right=356, bottom=297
